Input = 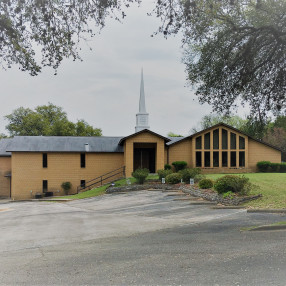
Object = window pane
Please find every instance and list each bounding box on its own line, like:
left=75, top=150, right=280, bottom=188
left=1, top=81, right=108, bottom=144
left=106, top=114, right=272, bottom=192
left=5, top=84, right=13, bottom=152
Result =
left=213, top=152, right=219, bottom=167
left=231, top=133, right=236, bottom=149
left=43, top=153, right=48, bottom=168
left=43, top=180, right=48, bottom=193
left=239, top=136, right=245, bottom=149
left=222, top=152, right=228, bottom=167
left=196, top=136, right=202, bottom=149
left=205, top=152, right=210, bottom=167
left=204, top=133, right=210, bottom=149
left=222, top=129, right=228, bottom=149
left=239, top=152, right=245, bottom=167
left=81, top=153, right=86, bottom=168
left=196, top=152, right=202, bottom=167
left=81, top=180, right=86, bottom=188
left=213, top=129, right=219, bottom=149
left=231, top=152, right=236, bottom=167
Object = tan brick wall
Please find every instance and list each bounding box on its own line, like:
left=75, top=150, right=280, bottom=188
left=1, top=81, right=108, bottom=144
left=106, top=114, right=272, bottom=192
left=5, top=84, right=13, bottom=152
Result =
left=248, top=139, right=281, bottom=171
left=11, top=152, right=124, bottom=200
left=124, top=132, right=165, bottom=177
left=168, top=139, right=192, bottom=168
left=0, top=157, right=11, bottom=197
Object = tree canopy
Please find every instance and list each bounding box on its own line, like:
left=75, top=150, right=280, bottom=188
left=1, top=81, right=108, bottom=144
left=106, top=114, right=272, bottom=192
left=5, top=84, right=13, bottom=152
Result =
left=0, top=0, right=285, bottom=119
left=5, top=103, right=102, bottom=137
left=167, top=132, right=184, bottom=137
left=155, top=0, right=286, bottom=119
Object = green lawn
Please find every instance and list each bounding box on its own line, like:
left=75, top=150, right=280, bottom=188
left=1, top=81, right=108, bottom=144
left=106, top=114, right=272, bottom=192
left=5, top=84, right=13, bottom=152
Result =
left=206, top=173, right=286, bottom=209
left=59, top=175, right=157, bottom=200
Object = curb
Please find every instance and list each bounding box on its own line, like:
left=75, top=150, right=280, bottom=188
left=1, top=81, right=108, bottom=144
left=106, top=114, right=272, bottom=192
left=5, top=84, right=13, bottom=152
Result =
left=212, top=206, right=245, bottom=209
left=247, top=209, right=286, bottom=214
left=249, top=225, right=286, bottom=231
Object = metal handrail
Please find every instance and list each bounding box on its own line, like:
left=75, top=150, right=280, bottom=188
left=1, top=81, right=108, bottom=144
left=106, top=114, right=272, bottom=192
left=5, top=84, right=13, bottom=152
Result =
left=77, top=166, right=126, bottom=193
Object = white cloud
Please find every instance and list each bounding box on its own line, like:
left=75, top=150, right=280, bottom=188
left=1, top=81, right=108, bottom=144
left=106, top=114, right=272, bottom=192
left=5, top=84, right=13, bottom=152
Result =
left=0, top=1, right=215, bottom=137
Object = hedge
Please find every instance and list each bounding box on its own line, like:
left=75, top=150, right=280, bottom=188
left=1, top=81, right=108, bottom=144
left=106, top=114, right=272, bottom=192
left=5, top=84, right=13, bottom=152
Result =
left=257, top=161, right=286, bottom=173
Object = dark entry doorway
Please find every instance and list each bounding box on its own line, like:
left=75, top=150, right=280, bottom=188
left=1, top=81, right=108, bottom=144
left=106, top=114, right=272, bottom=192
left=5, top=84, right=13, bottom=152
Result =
left=133, top=143, right=156, bottom=173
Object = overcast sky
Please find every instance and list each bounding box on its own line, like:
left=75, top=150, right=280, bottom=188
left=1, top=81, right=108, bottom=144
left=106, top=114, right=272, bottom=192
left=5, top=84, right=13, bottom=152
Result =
left=0, top=1, right=244, bottom=137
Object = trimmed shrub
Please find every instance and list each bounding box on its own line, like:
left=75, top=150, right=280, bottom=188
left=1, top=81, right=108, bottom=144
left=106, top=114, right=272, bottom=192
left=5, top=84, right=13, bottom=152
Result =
left=179, top=168, right=201, bottom=183
left=166, top=173, right=182, bottom=184
left=280, top=163, right=286, bottom=172
left=194, top=174, right=206, bottom=183
left=214, top=175, right=251, bottom=195
left=132, top=168, right=150, bottom=184
left=199, top=179, right=213, bottom=189
left=164, top=164, right=172, bottom=170
left=257, top=161, right=271, bottom=172
left=172, top=161, right=187, bottom=172
left=257, top=161, right=286, bottom=173
left=269, top=163, right=280, bottom=172
left=61, top=181, right=72, bottom=195
left=157, top=169, right=173, bottom=180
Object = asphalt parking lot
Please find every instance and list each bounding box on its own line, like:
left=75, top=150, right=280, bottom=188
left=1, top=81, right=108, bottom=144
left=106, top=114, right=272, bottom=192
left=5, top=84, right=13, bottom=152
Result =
left=0, top=190, right=286, bottom=285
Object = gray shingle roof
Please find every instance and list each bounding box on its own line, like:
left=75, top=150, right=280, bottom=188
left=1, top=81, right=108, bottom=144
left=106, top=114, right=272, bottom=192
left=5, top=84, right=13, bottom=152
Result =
left=7, top=136, right=124, bottom=153
left=166, top=137, right=185, bottom=146
left=0, top=139, right=12, bottom=157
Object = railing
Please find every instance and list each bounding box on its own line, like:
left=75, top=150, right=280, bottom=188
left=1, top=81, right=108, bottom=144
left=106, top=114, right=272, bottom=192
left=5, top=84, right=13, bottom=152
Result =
left=76, top=166, right=126, bottom=193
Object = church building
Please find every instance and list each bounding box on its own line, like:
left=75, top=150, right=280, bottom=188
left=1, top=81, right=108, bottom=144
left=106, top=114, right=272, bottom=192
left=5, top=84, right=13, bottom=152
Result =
left=0, top=71, right=282, bottom=200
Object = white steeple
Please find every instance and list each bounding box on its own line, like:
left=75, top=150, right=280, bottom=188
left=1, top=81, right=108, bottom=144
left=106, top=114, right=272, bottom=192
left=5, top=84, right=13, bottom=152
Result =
left=135, top=69, right=150, bottom=132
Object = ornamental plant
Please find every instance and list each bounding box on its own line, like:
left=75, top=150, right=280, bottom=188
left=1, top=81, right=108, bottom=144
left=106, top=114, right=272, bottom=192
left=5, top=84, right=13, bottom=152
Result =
left=165, top=173, right=182, bottom=184
left=132, top=168, right=150, bottom=184
left=172, top=161, right=187, bottom=172
left=179, top=168, right=201, bottom=183
left=61, top=181, right=72, bottom=195
left=157, top=169, right=173, bottom=181
left=164, top=164, right=172, bottom=170
left=214, top=175, right=252, bottom=195
left=198, top=179, right=213, bottom=189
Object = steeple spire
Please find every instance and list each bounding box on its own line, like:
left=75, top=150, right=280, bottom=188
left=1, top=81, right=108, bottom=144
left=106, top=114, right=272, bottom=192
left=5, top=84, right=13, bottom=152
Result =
left=139, top=68, right=146, bottom=113
left=135, top=69, right=150, bottom=132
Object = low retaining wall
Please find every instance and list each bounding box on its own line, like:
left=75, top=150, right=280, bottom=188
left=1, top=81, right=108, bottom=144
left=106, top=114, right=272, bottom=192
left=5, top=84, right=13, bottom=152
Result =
left=179, top=186, right=262, bottom=206
left=106, top=184, right=175, bottom=193
left=106, top=183, right=262, bottom=206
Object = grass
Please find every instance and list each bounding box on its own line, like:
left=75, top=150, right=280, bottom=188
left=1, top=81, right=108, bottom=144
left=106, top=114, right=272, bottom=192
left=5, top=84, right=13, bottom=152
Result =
left=240, top=221, right=286, bottom=232
left=206, top=173, right=286, bottom=209
left=59, top=174, right=159, bottom=200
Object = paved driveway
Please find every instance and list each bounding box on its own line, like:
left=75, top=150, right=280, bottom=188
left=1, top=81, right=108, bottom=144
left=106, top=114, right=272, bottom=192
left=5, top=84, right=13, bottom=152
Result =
left=0, top=190, right=244, bottom=252
left=0, top=190, right=286, bottom=285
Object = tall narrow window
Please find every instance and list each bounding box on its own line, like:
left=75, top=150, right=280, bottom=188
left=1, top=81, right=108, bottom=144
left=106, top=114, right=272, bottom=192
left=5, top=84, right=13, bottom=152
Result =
left=80, top=153, right=86, bottom=168
left=80, top=180, right=86, bottom=188
left=213, top=129, right=219, bottom=149
left=231, top=152, right=236, bottom=167
left=213, top=152, right=219, bottom=167
left=43, top=153, right=47, bottom=168
left=204, top=132, right=210, bottom=149
left=231, top=133, right=236, bottom=149
left=196, top=136, right=202, bottom=149
left=43, top=180, right=48, bottom=193
left=222, top=129, right=228, bottom=149
left=222, top=152, right=228, bottom=167
left=239, top=152, right=245, bottom=167
left=239, top=136, right=245, bottom=149
left=204, top=152, right=210, bottom=167
left=196, top=152, right=202, bottom=167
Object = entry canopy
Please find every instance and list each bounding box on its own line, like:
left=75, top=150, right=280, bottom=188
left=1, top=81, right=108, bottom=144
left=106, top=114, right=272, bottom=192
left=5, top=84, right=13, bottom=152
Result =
left=119, top=129, right=171, bottom=146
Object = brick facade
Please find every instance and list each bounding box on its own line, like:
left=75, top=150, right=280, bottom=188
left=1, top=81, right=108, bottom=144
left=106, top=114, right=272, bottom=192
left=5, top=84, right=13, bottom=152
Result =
left=11, top=152, right=124, bottom=200
left=0, top=124, right=281, bottom=200
left=0, top=157, right=11, bottom=197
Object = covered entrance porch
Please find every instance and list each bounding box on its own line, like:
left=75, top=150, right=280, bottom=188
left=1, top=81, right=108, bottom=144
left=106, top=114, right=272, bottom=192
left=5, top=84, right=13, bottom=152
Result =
left=133, top=143, right=156, bottom=173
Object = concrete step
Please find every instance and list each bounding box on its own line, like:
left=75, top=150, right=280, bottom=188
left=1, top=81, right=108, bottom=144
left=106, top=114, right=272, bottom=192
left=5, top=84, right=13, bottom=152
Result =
left=166, top=193, right=186, bottom=197
left=189, top=201, right=216, bottom=205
